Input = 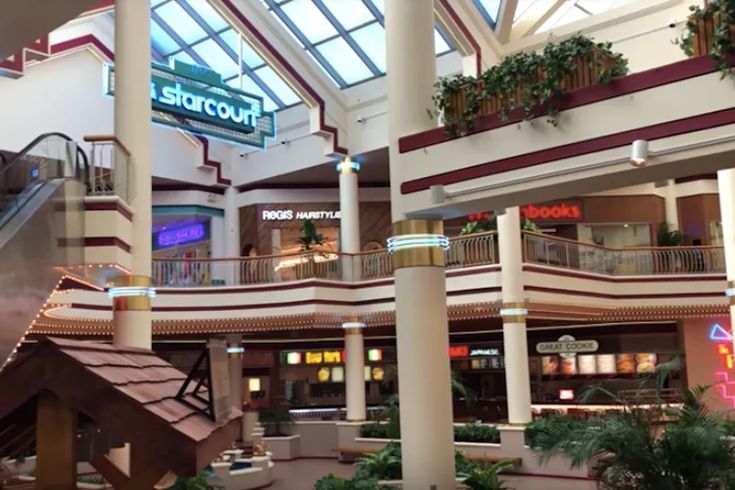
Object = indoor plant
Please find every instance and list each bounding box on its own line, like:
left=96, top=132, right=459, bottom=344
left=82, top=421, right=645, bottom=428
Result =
left=536, top=358, right=735, bottom=489
left=678, top=0, right=735, bottom=77
left=433, top=34, right=628, bottom=134
left=462, top=458, right=516, bottom=490
left=259, top=406, right=294, bottom=437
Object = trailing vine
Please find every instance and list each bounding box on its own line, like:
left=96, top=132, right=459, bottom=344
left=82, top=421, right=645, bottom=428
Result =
left=432, top=35, right=628, bottom=135
left=678, top=0, right=735, bottom=78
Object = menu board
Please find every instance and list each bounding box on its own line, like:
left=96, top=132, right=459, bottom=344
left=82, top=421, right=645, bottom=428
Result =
left=560, top=357, right=578, bottom=375
left=542, top=356, right=559, bottom=375
left=636, top=353, right=657, bottom=374
left=331, top=366, right=344, bottom=383
left=616, top=354, right=636, bottom=374
left=596, top=354, right=617, bottom=374
left=578, top=355, right=597, bottom=375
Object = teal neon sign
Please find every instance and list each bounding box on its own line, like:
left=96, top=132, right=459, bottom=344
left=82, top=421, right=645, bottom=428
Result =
left=104, top=60, right=276, bottom=149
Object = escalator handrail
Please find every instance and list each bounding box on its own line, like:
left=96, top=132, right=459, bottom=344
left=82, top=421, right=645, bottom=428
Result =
left=0, top=132, right=89, bottom=180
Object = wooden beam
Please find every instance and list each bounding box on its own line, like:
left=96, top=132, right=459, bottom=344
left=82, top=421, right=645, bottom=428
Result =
left=89, top=455, right=128, bottom=489
left=36, top=391, right=77, bottom=490
left=496, top=0, right=519, bottom=43
left=522, top=0, right=566, bottom=38
left=117, top=464, right=169, bottom=490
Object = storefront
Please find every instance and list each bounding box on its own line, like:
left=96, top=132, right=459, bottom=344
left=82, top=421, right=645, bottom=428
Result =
left=278, top=347, right=395, bottom=408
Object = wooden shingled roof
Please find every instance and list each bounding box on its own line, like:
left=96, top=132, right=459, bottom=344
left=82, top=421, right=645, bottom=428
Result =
left=0, top=337, right=241, bottom=477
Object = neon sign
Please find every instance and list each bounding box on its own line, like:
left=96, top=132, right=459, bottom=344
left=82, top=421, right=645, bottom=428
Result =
left=449, top=345, right=469, bottom=358
left=521, top=202, right=582, bottom=221
left=709, top=323, right=735, bottom=407
left=104, top=60, right=276, bottom=149
left=155, top=223, right=207, bottom=250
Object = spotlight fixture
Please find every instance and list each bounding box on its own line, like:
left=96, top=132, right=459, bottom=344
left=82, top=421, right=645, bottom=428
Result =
left=630, top=139, right=648, bottom=167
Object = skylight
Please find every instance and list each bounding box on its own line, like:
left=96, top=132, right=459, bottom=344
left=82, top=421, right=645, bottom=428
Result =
left=148, top=0, right=301, bottom=111
left=477, top=0, right=637, bottom=36
left=261, top=0, right=455, bottom=88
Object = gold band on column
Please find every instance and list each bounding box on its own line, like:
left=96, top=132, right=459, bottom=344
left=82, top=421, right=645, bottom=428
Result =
left=500, top=301, right=528, bottom=324
left=337, top=156, right=359, bottom=174
left=389, top=219, right=447, bottom=269
left=345, top=328, right=364, bottom=336
left=109, top=275, right=154, bottom=311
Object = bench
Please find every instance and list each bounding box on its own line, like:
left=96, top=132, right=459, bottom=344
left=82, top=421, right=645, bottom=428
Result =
left=337, top=447, right=521, bottom=467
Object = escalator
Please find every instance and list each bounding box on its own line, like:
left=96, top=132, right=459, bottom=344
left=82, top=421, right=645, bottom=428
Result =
left=0, top=133, right=88, bottom=366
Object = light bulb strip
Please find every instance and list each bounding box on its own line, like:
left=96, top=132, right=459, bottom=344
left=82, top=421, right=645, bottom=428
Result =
left=387, top=234, right=450, bottom=252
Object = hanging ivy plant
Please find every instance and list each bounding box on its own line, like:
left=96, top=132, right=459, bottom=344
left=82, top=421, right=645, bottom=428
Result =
left=432, top=35, right=628, bottom=135
left=678, top=0, right=735, bottom=78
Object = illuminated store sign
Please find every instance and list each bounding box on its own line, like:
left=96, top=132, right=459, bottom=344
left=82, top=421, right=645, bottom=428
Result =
left=367, top=349, right=382, bottom=362
left=104, top=60, right=275, bottom=149
left=521, top=202, right=582, bottom=221
left=154, top=222, right=208, bottom=250
left=286, top=352, right=302, bottom=365
left=449, top=345, right=469, bottom=358
left=470, top=348, right=500, bottom=357
left=261, top=209, right=341, bottom=221
left=304, top=351, right=342, bottom=364
left=536, top=335, right=598, bottom=358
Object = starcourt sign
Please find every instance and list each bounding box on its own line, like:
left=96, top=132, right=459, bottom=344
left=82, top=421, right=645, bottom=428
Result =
left=104, top=60, right=276, bottom=149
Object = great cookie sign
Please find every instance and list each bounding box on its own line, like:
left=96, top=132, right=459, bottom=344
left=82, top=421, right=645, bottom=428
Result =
left=536, top=335, right=599, bottom=359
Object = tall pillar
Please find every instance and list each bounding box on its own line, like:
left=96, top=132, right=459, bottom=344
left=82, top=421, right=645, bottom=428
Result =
left=717, top=169, right=735, bottom=348
left=338, top=157, right=361, bottom=280
left=111, top=0, right=153, bottom=350
left=386, top=1, right=455, bottom=487
left=343, top=318, right=366, bottom=421
left=390, top=221, right=455, bottom=489
left=227, top=335, right=244, bottom=411
left=224, top=187, right=240, bottom=285
left=498, top=207, right=532, bottom=424
left=663, top=180, right=680, bottom=231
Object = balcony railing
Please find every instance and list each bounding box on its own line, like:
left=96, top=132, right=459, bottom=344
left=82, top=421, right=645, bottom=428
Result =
left=84, top=135, right=131, bottom=202
left=151, top=231, right=725, bottom=288
left=522, top=232, right=725, bottom=276
left=152, top=232, right=498, bottom=287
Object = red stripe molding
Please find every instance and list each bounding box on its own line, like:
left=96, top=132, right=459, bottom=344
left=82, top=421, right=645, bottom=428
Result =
left=401, top=106, right=735, bottom=194
left=525, top=284, right=724, bottom=300
left=438, top=0, right=482, bottom=76
left=84, top=201, right=133, bottom=221
left=83, top=237, right=131, bottom=253
left=522, top=264, right=726, bottom=283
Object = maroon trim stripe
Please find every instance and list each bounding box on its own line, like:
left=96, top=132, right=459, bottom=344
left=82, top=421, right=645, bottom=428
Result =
left=439, top=0, right=482, bottom=76
left=50, top=34, right=114, bottom=61
left=401, top=106, right=735, bottom=194
left=84, top=201, right=133, bottom=221
left=84, top=237, right=131, bottom=253
left=399, top=55, right=721, bottom=154
left=525, top=285, right=724, bottom=300
left=522, top=264, right=726, bottom=283
left=153, top=184, right=226, bottom=195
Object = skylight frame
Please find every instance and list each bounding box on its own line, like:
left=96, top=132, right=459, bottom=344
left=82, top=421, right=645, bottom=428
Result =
left=262, top=0, right=455, bottom=89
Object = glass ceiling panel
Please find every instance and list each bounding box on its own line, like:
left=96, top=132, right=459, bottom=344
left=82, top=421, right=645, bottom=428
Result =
left=486, top=0, right=639, bottom=35
left=472, top=0, right=502, bottom=26
left=316, top=37, right=373, bottom=85
left=262, top=0, right=455, bottom=88
left=156, top=2, right=207, bottom=43
left=145, top=0, right=301, bottom=111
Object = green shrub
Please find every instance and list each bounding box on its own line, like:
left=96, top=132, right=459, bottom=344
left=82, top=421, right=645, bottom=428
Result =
left=314, top=474, right=390, bottom=490
left=462, top=459, right=516, bottom=490
left=355, top=442, right=402, bottom=480
left=524, top=414, right=588, bottom=449
left=359, top=423, right=388, bottom=439
left=455, top=449, right=474, bottom=477
left=454, top=423, right=500, bottom=443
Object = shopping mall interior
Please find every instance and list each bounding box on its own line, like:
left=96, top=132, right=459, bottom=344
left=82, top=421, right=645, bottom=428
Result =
left=2, top=0, right=735, bottom=489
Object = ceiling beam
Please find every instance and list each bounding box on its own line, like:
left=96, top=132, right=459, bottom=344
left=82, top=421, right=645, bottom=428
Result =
left=520, top=0, right=567, bottom=38
left=495, top=0, right=518, bottom=44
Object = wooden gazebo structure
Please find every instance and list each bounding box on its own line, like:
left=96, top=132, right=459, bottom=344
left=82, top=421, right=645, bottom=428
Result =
left=0, top=337, right=241, bottom=489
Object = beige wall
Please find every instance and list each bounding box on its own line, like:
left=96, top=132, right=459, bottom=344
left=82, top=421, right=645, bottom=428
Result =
left=681, top=317, right=733, bottom=413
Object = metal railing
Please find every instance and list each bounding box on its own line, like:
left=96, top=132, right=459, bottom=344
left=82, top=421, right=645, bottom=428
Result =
left=522, top=232, right=725, bottom=275
left=84, top=135, right=131, bottom=202
left=152, top=232, right=499, bottom=287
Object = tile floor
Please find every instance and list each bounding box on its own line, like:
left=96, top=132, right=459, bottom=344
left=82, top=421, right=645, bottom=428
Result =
left=269, top=458, right=356, bottom=490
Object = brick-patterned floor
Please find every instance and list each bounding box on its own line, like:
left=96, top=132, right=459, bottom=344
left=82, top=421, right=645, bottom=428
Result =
left=269, top=458, right=356, bottom=490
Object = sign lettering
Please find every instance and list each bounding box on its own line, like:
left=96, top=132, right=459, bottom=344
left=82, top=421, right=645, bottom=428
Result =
left=104, top=60, right=276, bottom=149
left=449, top=345, right=469, bottom=358
left=521, top=202, right=582, bottom=221
left=470, top=348, right=500, bottom=357
left=536, top=335, right=599, bottom=357
left=262, top=209, right=341, bottom=221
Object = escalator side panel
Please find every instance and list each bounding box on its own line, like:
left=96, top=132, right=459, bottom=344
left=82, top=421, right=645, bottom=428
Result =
left=0, top=180, right=84, bottom=364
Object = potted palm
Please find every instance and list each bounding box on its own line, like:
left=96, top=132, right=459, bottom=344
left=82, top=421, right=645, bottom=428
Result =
left=535, top=358, right=735, bottom=489
left=296, top=219, right=325, bottom=279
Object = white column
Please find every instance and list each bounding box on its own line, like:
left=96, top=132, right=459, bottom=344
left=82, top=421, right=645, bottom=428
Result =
left=717, top=170, right=735, bottom=349
left=386, top=1, right=455, bottom=487
left=112, top=0, right=152, bottom=350
left=343, top=320, right=366, bottom=421
left=339, top=157, right=361, bottom=280
left=227, top=335, right=244, bottom=411
left=224, top=187, right=240, bottom=285
left=498, top=207, right=532, bottom=424
left=110, top=1, right=152, bottom=474
left=664, top=180, right=680, bottom=231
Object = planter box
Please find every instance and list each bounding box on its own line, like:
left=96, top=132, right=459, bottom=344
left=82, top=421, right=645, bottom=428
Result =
left=209, top=456, right=274, bottom=490
left=445, top=52, right=612, bottom=126
left=690, top=12, right=735, bottom=57
left=262, top=434, right=301, bottom=460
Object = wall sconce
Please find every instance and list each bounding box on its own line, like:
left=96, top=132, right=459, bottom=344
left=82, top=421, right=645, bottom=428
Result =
left=630, top=139, right=649, bottom=167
